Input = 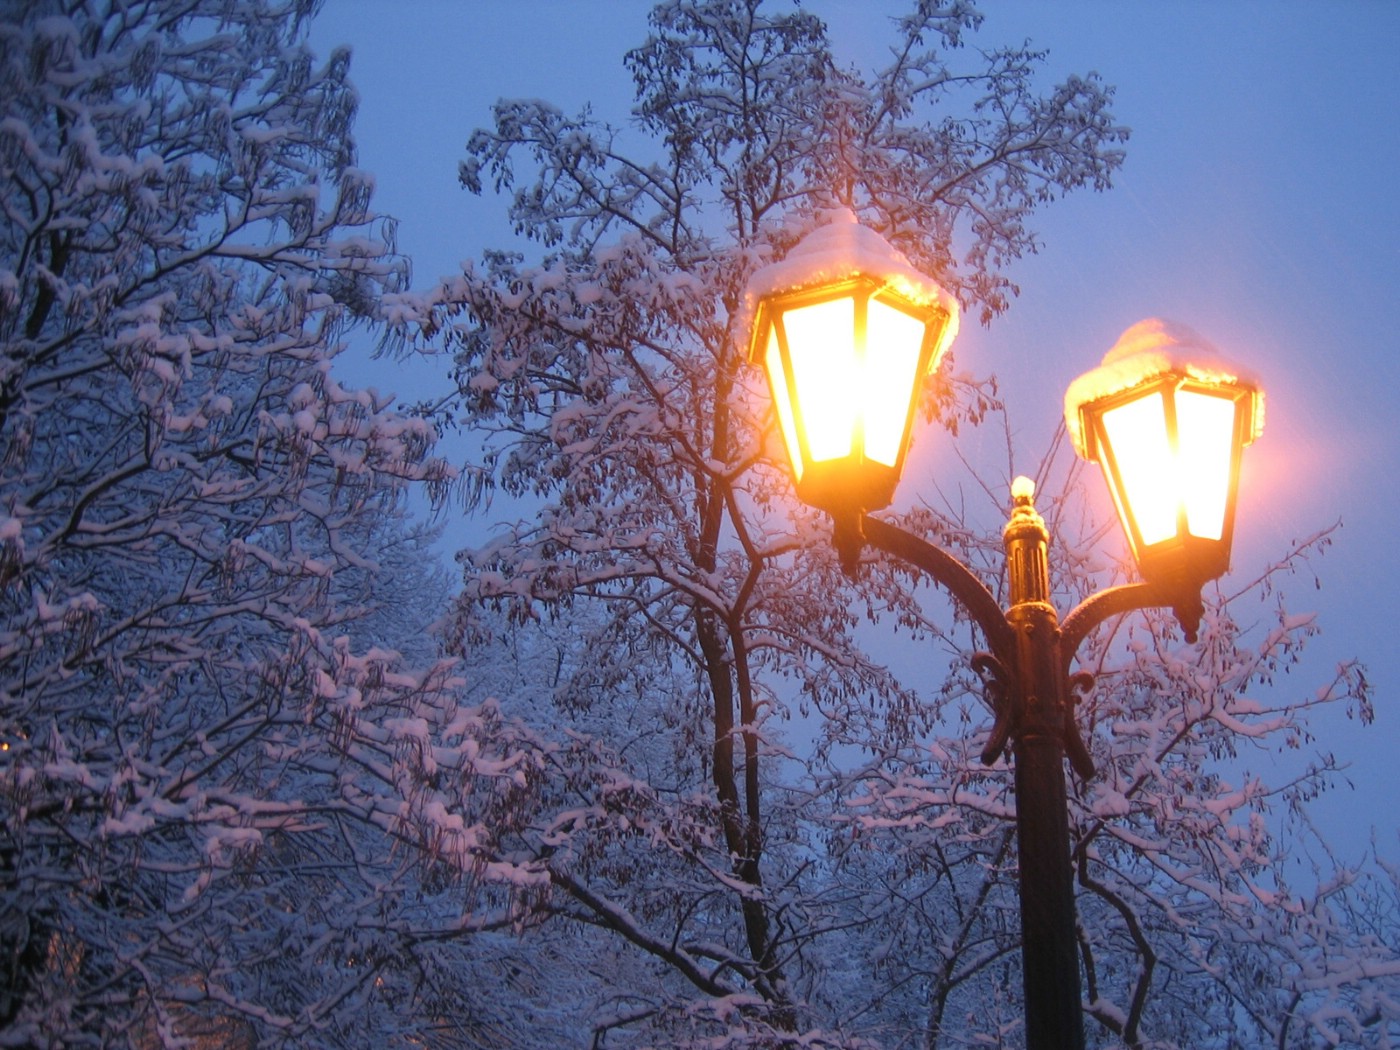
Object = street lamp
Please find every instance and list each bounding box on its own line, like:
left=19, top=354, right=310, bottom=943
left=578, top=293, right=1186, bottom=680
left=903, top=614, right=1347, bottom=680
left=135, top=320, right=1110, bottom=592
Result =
left=746, top=209, right=959, bottom=525
left=1066, top=319, right=1264, bottom=615
left=744, top=211, right=1263, bottom=1050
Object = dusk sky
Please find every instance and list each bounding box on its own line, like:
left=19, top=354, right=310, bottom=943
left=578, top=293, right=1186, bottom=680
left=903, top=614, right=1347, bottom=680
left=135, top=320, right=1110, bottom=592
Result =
left=308, top=1, right=1400, bottom=863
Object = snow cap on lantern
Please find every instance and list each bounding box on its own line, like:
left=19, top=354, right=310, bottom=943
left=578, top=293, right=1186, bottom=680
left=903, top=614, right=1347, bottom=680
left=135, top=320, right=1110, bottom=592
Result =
left=743, top=209, right=960, bottom=516
left=741, top=208, right=961, bottom=343
left=1064, top=318, right=1264, bottom=458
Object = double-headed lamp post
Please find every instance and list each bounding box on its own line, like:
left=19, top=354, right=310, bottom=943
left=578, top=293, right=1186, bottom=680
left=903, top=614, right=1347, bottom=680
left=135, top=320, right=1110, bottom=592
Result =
left=744, top=210, right=1263, bottom=1050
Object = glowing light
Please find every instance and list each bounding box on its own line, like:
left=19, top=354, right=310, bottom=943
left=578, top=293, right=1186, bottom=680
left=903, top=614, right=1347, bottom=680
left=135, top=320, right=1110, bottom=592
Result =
left=1067, top=320, right=1262, bottom=585
left=1176, top=389, right=1237, bottom=541
left=782, top=297, right=858, bottom=463
left=1100, top=389, right=1236, bottom=546
left=744, top=215, right=960, bottom=515
left=765, top=327, right=803, bottom=481
left=1101, top=392, right=1176, bottom=546
left=863, top=300, right=925, bottom=467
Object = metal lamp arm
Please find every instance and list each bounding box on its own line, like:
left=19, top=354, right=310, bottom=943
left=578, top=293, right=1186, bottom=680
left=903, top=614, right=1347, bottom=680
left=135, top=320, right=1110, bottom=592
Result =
left=859, top=514, right=1017, bottom=663
left=1059, top=579, right=1204, bottom=675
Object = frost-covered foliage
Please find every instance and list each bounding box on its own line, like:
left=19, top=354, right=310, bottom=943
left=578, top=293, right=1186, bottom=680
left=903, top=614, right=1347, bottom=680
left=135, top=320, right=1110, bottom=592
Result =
left=386, top=1, right=1392, bottom=1047
left=0, top=2, right=541, bottom=1045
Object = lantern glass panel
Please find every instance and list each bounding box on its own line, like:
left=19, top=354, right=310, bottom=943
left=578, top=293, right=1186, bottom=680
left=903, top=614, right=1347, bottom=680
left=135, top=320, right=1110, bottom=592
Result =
left=863, top=299, right=926, bottom=467
left=764, top=326, right=803, bottom=482
left=782, top=297, right=857, bottom=463
left=1101, top=391, right=1176, bottom=547
left=1176, top=389, right=1237, bottom=541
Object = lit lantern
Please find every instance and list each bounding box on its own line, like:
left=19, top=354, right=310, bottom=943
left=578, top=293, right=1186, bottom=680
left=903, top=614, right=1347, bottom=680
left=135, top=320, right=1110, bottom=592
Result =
left=1065, top=319, right=1264, bottom=586
left=743, top=210, right=959, bottom=515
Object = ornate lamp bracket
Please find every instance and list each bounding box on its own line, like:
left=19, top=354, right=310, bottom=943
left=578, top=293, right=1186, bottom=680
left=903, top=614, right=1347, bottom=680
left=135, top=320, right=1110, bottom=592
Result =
left=972, top=651, right=1014, bottom=765
left=1063, top=671, right=1097, bottom=780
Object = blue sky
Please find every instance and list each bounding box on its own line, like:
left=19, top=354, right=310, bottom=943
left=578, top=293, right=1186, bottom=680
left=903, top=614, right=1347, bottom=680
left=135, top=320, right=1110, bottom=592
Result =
left=308, top=1, right=1400, bottom=862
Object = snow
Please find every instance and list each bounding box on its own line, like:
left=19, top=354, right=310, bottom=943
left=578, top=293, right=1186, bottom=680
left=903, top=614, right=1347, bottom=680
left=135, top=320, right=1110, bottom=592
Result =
left=1090, top=786, right=1132, bottom=818
left=1063, top=317, right=1266, bottom=457
left=5, top=2, right=1393, bottom=1044
left=101, top=811, right=156, bottom=836
left=738, top=207, right=960, bottom=365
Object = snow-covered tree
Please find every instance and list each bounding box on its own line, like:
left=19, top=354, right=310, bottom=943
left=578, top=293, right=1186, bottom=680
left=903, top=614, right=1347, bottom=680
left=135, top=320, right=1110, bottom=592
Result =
left=403, top=1, right=1396, bottom=1046
left=0, top=2, right=548, bottom=1045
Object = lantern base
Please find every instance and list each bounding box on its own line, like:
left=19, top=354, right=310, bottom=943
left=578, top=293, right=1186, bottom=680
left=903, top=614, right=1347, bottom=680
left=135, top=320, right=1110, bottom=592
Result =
left=1169, top=591, right=1204, bottom=644
left=832, top=513, right=865, bottom=578
left=794, top=458, right=899, bottom=525
left=1136, top=539, right=1228, bottom=643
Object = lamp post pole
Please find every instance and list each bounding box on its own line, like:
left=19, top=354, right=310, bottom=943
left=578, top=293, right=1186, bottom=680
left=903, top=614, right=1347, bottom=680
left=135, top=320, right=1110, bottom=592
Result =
left=1001, top=483, right=1085, bottom=1050
left=745, top=211, right=1263, bottom=1048
left=857, top=482, right=1089, bottom=1050
left=856, top=481, right=1213, bottom=1050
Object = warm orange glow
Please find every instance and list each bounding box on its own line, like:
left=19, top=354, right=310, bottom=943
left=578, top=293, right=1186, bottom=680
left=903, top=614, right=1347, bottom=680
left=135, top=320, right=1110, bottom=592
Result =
left=1101, top=392, right=1177, bottom=546
left=764, top=327, right=804, bottom=481
left=742, top=216, right=959, bottom=515
left=1100, top=385, right=1240, bottom=550
left=862, top=299, right=926, bottom=466
left=755, top=286, right=947, bottom=513
left=1066, top=320, right=1262, bottom=585
left=782, top=297, right=858, bottom=463
left=1175, top=389, right=1237, bottom=541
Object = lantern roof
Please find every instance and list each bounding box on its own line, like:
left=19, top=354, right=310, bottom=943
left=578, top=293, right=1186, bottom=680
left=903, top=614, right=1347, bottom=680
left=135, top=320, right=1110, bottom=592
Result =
left=1064, top=318, right=1265, bottom=458
left=740, top=208, right=960, bottom=361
